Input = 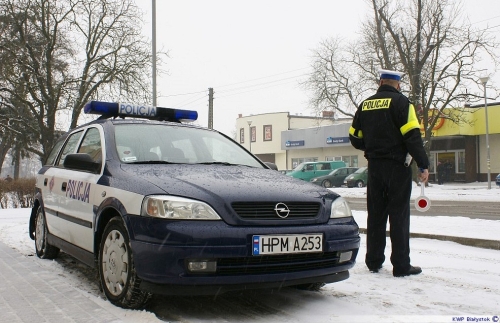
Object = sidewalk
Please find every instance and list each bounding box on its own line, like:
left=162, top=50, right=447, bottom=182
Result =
left=0, top=240, right=121, bottom=323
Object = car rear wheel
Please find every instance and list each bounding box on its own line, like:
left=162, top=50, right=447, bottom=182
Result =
left=98, top=217, right=151, bottom=309
left=356, top=180, right=364, bottom=188
left=322, top=180, right=332, bottom=188
left=34, top=207, right=60, bottom=259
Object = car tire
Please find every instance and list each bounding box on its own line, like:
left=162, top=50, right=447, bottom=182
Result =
left=356, top=180, right=364, bottom=188
left=98, top=217, right=151, bottom=309
left=322, top=180, right=332, bottom=188
left=293, top=282, right=326, bottom=291
left=34, top=207, right=60, bottom=259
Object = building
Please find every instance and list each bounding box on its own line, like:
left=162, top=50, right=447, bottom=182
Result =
left=236, top=103, right=500, bottom=183
left=235, top=111, right=338, bottom=170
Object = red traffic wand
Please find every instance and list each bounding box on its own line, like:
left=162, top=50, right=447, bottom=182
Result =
left=415, top=183, right=431, bottom=212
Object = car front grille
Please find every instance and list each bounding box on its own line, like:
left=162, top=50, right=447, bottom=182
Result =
left=216, top=252, right=340, bottom=275
left=231, top=202, right=321, bottom=220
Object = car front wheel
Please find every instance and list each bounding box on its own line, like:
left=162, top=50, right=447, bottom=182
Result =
left=356, top=180, right=364, bottom=188
left=322, top=180, right=332, bottom=188
left=34, top=207, right=60, bottom=259
left=98, top=217, right=151, bottom=309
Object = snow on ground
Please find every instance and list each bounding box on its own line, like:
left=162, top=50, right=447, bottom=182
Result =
left=335, top=180, right=500, bottom=202
left=0, top=182, right=499, bottom=322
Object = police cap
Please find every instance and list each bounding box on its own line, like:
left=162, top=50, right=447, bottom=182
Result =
left=379, top=69, right=404, bottom=81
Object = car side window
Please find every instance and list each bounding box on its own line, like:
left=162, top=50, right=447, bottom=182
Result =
left=57, top=130, right=84, bottom=167
left=339, top=169, right=347, bottom=175
left=319, top=163, right=331, bottom=170
left=305, top=164, right=314, bottom=171
left=77, top=128, right=102, bottom=163
left=44, top=139, right=65, bottom=166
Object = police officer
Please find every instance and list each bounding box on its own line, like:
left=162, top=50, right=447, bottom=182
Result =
left=349, top=69, right=429, bottom=277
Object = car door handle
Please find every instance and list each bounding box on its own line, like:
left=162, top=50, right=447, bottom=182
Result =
left=44, top=178, right=48, bottom=186
left=61, top=182, right=67, bottom=192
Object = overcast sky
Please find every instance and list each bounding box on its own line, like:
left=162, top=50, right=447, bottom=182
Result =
left=139, top=0, right=500, bottom=137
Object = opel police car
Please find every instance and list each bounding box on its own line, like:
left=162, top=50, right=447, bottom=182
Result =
left=29, top=101, right=360, bottom=309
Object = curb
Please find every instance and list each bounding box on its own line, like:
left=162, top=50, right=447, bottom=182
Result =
left=358, top=228, right=500, bottom=250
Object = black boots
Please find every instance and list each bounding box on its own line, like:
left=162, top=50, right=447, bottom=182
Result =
left=393, top=265, right=422, bottom=277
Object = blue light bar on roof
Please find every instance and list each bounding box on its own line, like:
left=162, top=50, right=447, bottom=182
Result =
left=83, top=101, right=198, bottom=122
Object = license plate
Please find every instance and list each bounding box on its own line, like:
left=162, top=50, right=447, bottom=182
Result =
left=252, top=234, right=323, bottom=256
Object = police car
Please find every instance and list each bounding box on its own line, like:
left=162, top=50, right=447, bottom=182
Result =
left=29, top=101, right=360, bottom=309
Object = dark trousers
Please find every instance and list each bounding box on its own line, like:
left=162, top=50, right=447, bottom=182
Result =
left=365, top=159, right=412, bottom=273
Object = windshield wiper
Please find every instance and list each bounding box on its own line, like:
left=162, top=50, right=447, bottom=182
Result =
left=126, top=160, right=181, bottom=165
left=195, top=161, right=250, bottom=167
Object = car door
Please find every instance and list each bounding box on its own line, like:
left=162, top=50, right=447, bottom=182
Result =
left=37, top=139, right=66, bottom=233
left=41, top=130, right=84, bottom=243
left=52, top=126, right=104, bottom=252
left=296, top=163, right=315, bottom=180
left=333, top=168, right=348, bottom=187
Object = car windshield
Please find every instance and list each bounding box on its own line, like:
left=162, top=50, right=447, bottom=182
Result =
left=113, top=124, right=264, bottom=168
left=354, top=167, right=367, bottom=174
left=292, top=162, right=306, bottom=171
left=329, top=169, right=341, bottom=175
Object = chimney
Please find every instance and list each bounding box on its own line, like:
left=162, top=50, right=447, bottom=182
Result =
left=238, top=114, right=242, bottom=118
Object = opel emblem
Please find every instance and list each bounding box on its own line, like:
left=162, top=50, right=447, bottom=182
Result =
left=274, top=203, right=290, bottom=218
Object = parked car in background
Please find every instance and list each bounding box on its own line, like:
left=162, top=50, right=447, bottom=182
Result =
left=286, top=161, right=347, bottom=181
left=496, top=173, right=500, bottom=187
left=310, top=167, right=359, bottom=188
left=344, top=167, right=368, bottom=188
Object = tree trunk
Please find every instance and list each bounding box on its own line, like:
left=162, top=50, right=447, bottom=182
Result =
left=13, top=146, right=20, bottom=180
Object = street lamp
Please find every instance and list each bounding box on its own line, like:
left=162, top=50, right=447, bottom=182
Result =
left=480, top=76, right=491, bottom=189
left=152, top=0, right=157, bottom=106
left=247, top=120, right=253, bottom=152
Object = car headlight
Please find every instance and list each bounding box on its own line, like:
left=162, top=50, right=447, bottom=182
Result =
left=311, top=178, right=318, bottom=182
left=141, top=196, right=221, bottom=220
left=330, top=197, right=352, bottom=219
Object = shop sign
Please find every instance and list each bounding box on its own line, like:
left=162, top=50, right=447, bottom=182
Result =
left=285, top=140, right=305, bottom=147
left=326, top=137, right=349, bottom=144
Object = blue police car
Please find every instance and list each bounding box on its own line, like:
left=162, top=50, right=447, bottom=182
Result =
left=29, top=101, right=360, bottom=309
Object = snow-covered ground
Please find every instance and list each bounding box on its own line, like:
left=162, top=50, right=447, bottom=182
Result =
left=0, top=182, right=499, bottom=322
left=336, top=180, right=500, bottom=202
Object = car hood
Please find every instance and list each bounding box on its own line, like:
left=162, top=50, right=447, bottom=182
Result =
left=119, top=164, right=339, bottom=203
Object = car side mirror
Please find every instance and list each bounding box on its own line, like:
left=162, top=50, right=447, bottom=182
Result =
left=264, top=162, right=278, bottom=170
left=63, top=153, right=101, bottom=174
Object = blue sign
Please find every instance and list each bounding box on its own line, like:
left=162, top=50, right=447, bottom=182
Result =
left=285, top=140, right=305, bottom=147
left=326, top=137, right=349, bottom=144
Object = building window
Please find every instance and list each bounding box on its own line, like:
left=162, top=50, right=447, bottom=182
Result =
left=457, top=151, right=465, bottom=173
left=344, top=156, right=358, bottom=167
left=263, top=125, right=272, bottom=141
left=250, top=126, right=256, bottom=142
left=326, top=155, right=358, bottom=167
left=240, top=128, right=244, bottom=143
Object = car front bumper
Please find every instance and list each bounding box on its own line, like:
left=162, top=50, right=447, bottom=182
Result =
left=126, top=216, right=360, bottom=295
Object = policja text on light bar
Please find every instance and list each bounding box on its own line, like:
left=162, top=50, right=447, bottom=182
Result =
left=83, top=101, right=198, bottom=122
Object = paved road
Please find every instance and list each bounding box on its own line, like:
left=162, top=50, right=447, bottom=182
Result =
left=345, top=197, right=500, bottom=220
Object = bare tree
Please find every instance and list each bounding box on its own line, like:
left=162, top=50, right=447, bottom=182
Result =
left=0, top=0, right=157, bottom=162
left=304, top=0, right=498, bottom=148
